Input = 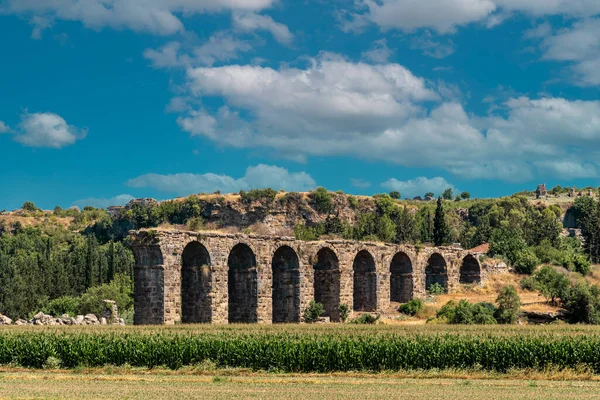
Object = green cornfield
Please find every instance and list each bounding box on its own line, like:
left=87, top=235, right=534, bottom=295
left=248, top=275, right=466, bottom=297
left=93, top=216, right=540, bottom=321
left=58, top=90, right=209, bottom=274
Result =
left=2, top=325, right=600, bottom=372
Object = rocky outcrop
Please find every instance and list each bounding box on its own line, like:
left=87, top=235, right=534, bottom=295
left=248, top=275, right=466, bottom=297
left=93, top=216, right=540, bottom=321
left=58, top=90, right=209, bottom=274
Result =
left=536, top=184, right=547, bottom=199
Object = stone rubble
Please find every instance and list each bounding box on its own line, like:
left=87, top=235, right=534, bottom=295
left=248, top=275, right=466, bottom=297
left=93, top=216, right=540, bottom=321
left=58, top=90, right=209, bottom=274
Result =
left=0, top=299, right=125, bottom=326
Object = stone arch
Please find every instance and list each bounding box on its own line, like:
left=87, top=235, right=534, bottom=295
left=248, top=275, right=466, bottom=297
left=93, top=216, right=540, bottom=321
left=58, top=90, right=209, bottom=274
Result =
left=390, top=251, right=413, bottom=303
left=460, top=254, right=481, bottom=284
left=313, top=247, right=341, bottom=322
left=425, top=253, right=448, bottom=293
left=181, top=241, right=212, bottom=323
left=228, top=243, right=258, bottom=323
left=353, top=250, right=377, bottom=311
left=271, top=245, right=301, bottom=323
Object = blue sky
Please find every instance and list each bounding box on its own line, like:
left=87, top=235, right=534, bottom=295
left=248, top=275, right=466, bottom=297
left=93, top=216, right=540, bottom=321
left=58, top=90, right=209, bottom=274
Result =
left=0, top=0, right=599, bottom=210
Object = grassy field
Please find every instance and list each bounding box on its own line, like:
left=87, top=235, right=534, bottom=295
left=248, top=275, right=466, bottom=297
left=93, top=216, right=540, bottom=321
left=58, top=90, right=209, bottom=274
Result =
left=1, top=368, right=600, bottom=399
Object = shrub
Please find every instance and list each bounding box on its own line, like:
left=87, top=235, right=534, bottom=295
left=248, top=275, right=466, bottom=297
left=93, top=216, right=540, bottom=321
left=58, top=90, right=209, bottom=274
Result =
left=436, top=300, right=457, bottom=321
left=428, top=283, right=445, bottom=296
left=303, top=301, right=325, bottom=323
left=398, top=299, right=424, bottom=316
left=520, top=276, right=537, bottom=291
left=347, top=196, right=358, bottom=209
left=562, top=281, right=600, bottom=324
left=42, top=296, right=81, bottom=317
left=338, top=303, right=350, bottom=323
left=22, top=201, right=39, bottom=212
left=389, top=191, right=401, bottom=200
left=513, top=248, right=539, bottom=275
left=471, top=302, right=497, bottom=324
left=186, top=217, right=204, bottom=232
left=311, top=187, right=333, bottom=214
left=293, top=224, right=324, bottom=241
left=350, top=313, right=380, bottom=324
left=239, top=188, right=277, bottom=204
left=495, top=286, right=521, bottom=324
left=78, top=274, right=133, bottom=316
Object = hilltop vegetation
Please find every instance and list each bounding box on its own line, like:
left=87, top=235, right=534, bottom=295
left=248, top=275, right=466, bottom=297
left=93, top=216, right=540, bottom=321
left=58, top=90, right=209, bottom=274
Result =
left=1, top=186, right=600, bottom=323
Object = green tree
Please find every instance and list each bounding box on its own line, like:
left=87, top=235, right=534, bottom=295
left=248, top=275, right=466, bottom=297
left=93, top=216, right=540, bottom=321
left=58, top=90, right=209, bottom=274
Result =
left=376, top=214, right=396, bottom=242
left=425, top=192, right=434, bottom=198
left=389, top=191, right=401, bottom=200
left=442, top=188, right=454, bottom=200
left=495, top=286, right=521, bottom=324
left=311, top=187, right=333, bottom=214
left=534, top=266, right=570, bottom=305
left=433, top=197, right=450, bottom=246
left=460, top=192, right=471, bottom=200
left=22, top=201, right=39, bottom=212
left=489, top=227, right=527, bottom=265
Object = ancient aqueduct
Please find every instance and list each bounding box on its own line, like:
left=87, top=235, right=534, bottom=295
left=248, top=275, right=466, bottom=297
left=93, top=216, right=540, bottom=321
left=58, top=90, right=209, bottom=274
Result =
left=131, top=230, right=490, bottom=325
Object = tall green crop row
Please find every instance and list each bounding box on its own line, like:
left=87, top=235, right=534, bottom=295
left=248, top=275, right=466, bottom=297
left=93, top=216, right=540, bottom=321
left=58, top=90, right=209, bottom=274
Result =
left=1, top=332, right=600, bottom=372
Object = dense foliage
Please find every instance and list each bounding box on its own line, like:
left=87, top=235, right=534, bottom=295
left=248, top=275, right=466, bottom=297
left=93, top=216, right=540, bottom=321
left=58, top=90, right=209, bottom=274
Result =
left=4, top=330, right=600, bottom=372
left=0, top=223, right=134, bottom=319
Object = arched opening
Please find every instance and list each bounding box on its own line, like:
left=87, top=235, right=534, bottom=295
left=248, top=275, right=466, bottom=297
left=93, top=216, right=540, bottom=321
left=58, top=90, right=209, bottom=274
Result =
left=425, top=253, right=448, bottom=293
left=228, top=243, right=258, bottom=323
left=181, top=241, right=212, bottom=323
left=272, top=246, right=301, bottom=323
left=390, top=252, right=413, bottom=303
left=460, top=254, right=481, bottom=284
left=353, top=250, right=377, bottom=311
left=313, top=248, right=341, bottom=322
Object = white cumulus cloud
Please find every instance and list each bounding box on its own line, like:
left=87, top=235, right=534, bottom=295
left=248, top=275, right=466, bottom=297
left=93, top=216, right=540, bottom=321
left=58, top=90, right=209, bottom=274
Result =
left=4, top=0, right=277, bottom=36
left=126, top=164, right=316, bottom=196
left=381, top=177, right=457, bottom=198
left=0, top=121, right=10, bottom=133
left=72, top=194, right=135, bottom=209
left=11, top=112, right=87, bottom=148
left=232, top=12, right=294, bottom=45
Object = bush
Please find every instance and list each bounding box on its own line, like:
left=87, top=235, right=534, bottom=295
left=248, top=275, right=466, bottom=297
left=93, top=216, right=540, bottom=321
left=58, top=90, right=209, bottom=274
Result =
left=311, top=187, right=333, bottom=214
left=428, top=283, right=445, bottom=296
left=293, top=224, right=325, bottom=241
left=495, top=286, right=521, bottom=324
left=186, top=217, right=204, bottom=232
left=22, top=201, right=39, bottom=212
left=347, top=196, right=358, bottom=209
left=303, top=301, right=325, bottom=323
left=78, top=274, right=133, bottom=316
left=398, top=299, right=424, bottom=316
left=350, top=313, right=380, bottom=324
left=562, top=281, right=600, bottom=324
left=513, top=248, right=539, bottom=275
left=338, top=303, right=350, bottom=323
left=436, top=300, right=497, bottom=324
left=239, top=188, right=277, bottom=204
left=520, top=276, right=537, bottom=291
left=42, top=296, right=81, bottom=317
left=389, top=191, right=401, bottom=200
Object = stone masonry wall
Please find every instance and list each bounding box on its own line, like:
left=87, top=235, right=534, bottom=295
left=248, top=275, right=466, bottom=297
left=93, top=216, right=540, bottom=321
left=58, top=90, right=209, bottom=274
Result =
left=130, top=230, right=488, bottom=325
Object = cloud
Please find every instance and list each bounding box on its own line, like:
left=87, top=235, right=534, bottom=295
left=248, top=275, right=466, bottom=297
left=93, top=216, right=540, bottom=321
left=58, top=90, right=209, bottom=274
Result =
left=361, top=39, right=393, bottom=63
left=29, top=15, right=53, bottom=39
left=411, top=33, right=455, bottom=59
left=127, top=164, right=316, bottom=196
left=232, top=12, right=293, bottom=45
left=169, top=52, right=600, bottom=182
left=72, top=194, right=134, bottom=209
left=144, top=33, right=253, bottom=68
left=350, top=178, right=372, bottom=189
left=8, top=112, right=87, bottom=148
left=354, top=0, right=600, bottom=33
left=381, top=176, right=457, bottom=198
left=539, top=18, right=600, bottom=86
left=0, top=121, right=10, bottom=133
left=5, top=0, right=277, bottom=36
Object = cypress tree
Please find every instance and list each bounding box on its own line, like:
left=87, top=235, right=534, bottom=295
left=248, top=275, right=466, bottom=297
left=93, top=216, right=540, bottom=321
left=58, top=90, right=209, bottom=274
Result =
left=433, top=197, right=450, bottom=246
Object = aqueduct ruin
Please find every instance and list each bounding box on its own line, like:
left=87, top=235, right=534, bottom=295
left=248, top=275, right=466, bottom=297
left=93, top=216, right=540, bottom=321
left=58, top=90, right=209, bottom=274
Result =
left=131, top=230, right=491, bottom=325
